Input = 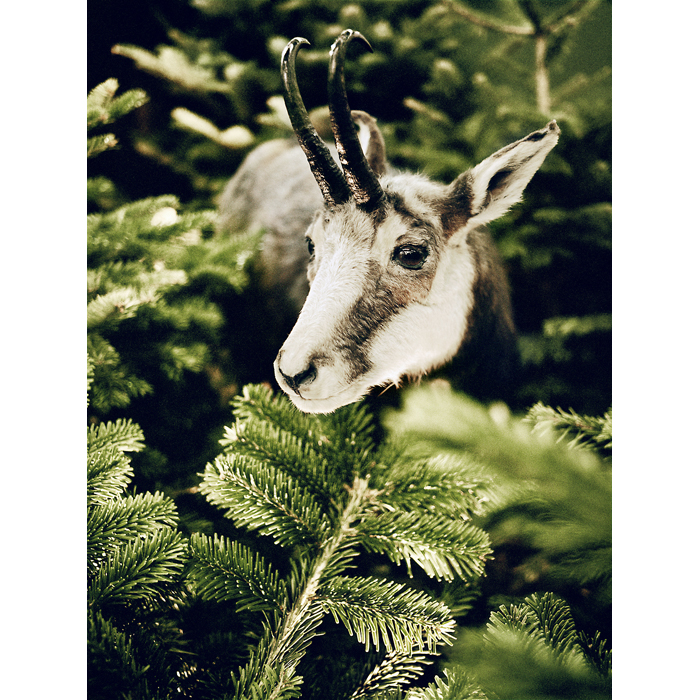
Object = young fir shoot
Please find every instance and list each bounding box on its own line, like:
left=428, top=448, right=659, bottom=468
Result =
left=190, top=384, right=492, bottom=698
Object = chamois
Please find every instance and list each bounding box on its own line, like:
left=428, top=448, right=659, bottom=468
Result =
left=217, top=30, right=560, bottom=414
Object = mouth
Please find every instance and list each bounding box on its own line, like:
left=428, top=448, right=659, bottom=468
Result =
left=280, top=384, right=368, bottom=414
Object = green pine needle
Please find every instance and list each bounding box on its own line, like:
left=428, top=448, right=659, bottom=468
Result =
left=318, top=576, right=455, bottom=654
left=356, top=510, right=491, bottom=581
left=200, top=455, right=332, bottom=549
left=188, top=532, right=286, bottom=612
left=87, top=529, right=187, bottom=608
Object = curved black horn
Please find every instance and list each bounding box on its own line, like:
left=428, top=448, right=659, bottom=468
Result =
left=281, top=37, right=351, bottom=207
left=328, top=30, right=384, bottom=210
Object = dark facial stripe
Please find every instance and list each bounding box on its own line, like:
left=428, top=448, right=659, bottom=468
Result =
left=333, top=260, right=407, bottom=382
left=384, top=190, right=436, bottom=231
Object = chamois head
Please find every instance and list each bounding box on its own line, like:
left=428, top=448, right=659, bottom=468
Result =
left=273, top=30, right=560, bottom=413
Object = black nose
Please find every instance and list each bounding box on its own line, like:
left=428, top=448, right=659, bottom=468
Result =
left=279, top=363, right=317, bottom=394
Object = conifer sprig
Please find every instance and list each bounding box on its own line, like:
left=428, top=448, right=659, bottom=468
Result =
left=374, top=455, right=490, bottom=519
left=87, top=79, right=147, bottom=157
left=355, top=511, right=490, bottom=581
left=88, top=529, right=187, bottom=608
left=87, top=417, right=146, bottom=454
left=476, top=592, right=612, bottom=697
left=87, top=492, right=180, bottom=575
left=200, top=454, right=332, bottom=548
left=349, top=650, right=434, bottom=699
left=318, top=575, right=456, bottom=654
left=406, top=667, right=489, bottom=700
left=526, top=402, right=612, bottom=455
left=193, top=385, right=493, bottom=698
left=188, top=533, right=286, bottom=612
left=87, top=405, right=188, bottom=691
left=385, top=384, right=611, bottom=594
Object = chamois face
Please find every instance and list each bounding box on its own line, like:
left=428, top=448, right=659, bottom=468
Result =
left=274, top=176, right=477, bottom=413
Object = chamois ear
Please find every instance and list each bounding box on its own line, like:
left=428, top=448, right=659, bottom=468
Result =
left=442, top=121, right=560, bottom=235
left=351, top=110, right=387, bottom=177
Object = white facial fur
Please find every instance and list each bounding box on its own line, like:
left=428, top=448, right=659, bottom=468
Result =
left=273, top=179, right=476, bottom=414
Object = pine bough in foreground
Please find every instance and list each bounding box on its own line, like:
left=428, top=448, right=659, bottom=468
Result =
left=190, top=384, right=492, bottom=698
left=87, top=414, right=188, bottom=697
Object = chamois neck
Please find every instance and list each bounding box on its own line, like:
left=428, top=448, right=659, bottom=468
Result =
left=443, top=227, right=520, bottom=403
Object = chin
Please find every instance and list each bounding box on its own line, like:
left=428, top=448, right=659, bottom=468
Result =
left=281, top=384, right=370, bottom=414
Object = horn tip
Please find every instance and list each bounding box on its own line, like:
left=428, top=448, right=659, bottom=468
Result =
left=335, top=28, right=374, bottom=53
left=285, top=37, right=310, bottom=54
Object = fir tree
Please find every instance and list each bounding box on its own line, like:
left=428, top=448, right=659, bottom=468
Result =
left=87, top=78, right=264, bottom=487
left=187, top=384, right=493, bottom=698
left=87, top=366, right=189, bottom=697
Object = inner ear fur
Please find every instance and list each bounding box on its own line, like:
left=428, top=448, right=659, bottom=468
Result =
left=351, top=110, right=387, bottom=177
left=439, top=121, right=560, bottom=237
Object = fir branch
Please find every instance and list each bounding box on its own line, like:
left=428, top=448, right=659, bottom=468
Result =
left=377, top=454, right=491, bottom=519
left=88, top=609, right=152, bottom=693
left=87, top=529, right=187, bottom=609
left=321, top=401, right=379, bottom=479
left=385, top=384, right=611, bottom=537
left=220, top=405, right=339, bottom=508
left=88, top=195, right=213, bottom=267
left=170, top=230, right=262, bottom=292
left=476, top=592, right=612, bottom=696
left=112, top=44, right=231, bottom=94
left=228, top=477, right=380, bottom=699
left=223, top=385, right=388, bottom=515
left=87, top=78, right=148, bottom=132
left=86, top=286, right=161, bottom=330
left=188, top=533, right=286, bottom=613
left=318, top=576, right=455, bottom=654
left=441, top=0, right=534, bottom=36
left=350, top=649, right=433, bottom=699
left=230, top=655, right=305, bottom=700
left=87, top=417, right=145, bottom=454
left=521, top=592, right=581, bottom=659
left=87, top=447, right=134, bottom=507
left=526, top=402, right=612, bottom=454
left=87, top=333, right=153, bottom=413
left=200, top=455, right=332, bottom=549
left=356, top=511, right=491, bottom=581
left=578, top=629, right=612, bottom=679
left=87, top=133, right=119, bottom=158
left=88, top=493, right=180, bottom=576
left=403, top=667, right=488, bottom=699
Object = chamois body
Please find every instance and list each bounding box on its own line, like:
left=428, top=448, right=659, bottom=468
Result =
left=217, top=31, right=559, bottom=413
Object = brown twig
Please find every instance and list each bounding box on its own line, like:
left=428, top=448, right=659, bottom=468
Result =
left=440, top=0, right=534, bottom=35
left=441, top=0, right=601, bottom=114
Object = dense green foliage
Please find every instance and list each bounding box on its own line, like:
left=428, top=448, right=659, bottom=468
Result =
left=87, top=380, right=611, bottom=698
left=87, top=1, right=611, bottom=697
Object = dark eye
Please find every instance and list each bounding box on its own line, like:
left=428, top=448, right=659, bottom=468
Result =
left=392, top=244, right=428, bottom=270
left=305, top=237, right=315, bottom=257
